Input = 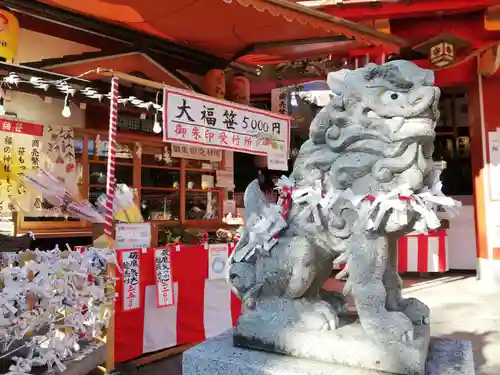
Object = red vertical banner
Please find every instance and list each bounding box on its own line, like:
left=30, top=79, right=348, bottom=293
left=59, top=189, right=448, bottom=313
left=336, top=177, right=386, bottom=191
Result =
left=436, top=229, right=448, bottom=272
left=228, top=242, right=242, bottom=325
left=174, top=245, right=208, bottom=345
left=114, top=248, right=147, bottom=363
left=398, top=236, right=409, bottom=273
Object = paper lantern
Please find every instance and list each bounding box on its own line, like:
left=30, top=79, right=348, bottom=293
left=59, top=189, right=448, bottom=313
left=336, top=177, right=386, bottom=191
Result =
left=227, top=75, right=250, bottom=105
left=0, top=8, right=19, bottom=62
left=414, top=33, right=470, bottom=69
left=429, top=42, right=455, bottom=68
left=204, top=69, right=226, bottom=99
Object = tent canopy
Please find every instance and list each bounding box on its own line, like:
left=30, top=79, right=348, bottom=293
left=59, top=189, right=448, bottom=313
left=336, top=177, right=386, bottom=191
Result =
left=36, top=0, right=406, bottom=64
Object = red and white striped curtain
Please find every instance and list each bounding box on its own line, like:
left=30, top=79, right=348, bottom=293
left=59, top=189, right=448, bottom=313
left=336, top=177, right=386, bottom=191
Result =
left=334, top=229, right=449, bottom=273
left=114, top=244, right=241, bottom=363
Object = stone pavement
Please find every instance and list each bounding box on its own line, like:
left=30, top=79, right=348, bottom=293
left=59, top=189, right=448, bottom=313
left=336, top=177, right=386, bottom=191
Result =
left=130, top=274, right=500, bottom=375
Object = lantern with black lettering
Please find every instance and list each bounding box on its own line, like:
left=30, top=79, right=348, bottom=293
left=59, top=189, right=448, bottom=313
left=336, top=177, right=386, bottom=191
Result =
left=0, top=8, right=19, bottom=62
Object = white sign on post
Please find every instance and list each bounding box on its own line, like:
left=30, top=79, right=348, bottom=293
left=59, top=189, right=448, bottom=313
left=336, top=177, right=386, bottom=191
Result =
left=216, top=170, right=234, bottom=189
left=171, top=143, right=222, bottom=161
left=116, top=223, right=151, bottom=249
left=208, top=244, right=229, bottom=280
left=488, top=130, right=500, bottom=201
left=267, top=151, right=288, bottom=171
left=154, top=248, right=175, bottom=307
left=122, top=249, right=140, bottom=311
left=163, top=87, right=290, bottom=158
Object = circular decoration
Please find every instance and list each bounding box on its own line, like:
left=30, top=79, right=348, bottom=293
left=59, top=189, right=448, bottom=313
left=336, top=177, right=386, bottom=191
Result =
left=212, top=257, right=226, bottom=274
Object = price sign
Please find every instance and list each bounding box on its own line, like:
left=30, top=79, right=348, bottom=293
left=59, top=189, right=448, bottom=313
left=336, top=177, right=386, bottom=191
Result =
left=267, top=151, right=288, bottom=171
left=116, top=223, right=151, bottom=249
left=154, top=248, right=175, bottom=308
left=163, top=87, right=290, bottom=158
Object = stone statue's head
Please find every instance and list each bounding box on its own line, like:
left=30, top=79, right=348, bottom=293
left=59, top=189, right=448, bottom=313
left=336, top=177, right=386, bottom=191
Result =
left=292, top=60, right=440, bottom=195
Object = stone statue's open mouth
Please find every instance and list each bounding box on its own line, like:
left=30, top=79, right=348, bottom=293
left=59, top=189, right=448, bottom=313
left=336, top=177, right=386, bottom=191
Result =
left=366, top=110, right=435, bottom=140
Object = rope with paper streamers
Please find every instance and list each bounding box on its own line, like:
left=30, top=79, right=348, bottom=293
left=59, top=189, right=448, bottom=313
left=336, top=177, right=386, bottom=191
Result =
left=103, top=77, right=119, bottom=237
left=237, top=172, right=461, bottom=263
left=0, top=246, right=119, bottom=375
left=0, top=70, right=164, bottom=112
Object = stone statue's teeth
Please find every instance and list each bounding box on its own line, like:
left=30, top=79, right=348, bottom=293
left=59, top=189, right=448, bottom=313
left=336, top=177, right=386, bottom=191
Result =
left=387, top=116, right=405, bottom=132
left=366, top=111, right=380, bottom=118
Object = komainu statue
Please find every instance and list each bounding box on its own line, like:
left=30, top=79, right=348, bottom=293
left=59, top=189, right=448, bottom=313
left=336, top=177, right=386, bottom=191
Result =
left=227, top=60, right=461, bottom=374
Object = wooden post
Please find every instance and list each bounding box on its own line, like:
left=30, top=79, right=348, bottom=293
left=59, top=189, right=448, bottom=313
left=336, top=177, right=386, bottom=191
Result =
left=204, top=69, right=227, bottom=219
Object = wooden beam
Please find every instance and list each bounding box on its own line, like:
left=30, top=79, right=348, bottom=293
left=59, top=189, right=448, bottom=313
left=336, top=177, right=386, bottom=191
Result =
left=231, top=36, right=351, bottom=61
left=479, top=45, right=500, bottom=77
left=96, top=69, right=169, bottom=91
left=14, top=12, right=125, bottom=51
left=130, top=343, right=196, bottom=366
left=319, top=0, right=499, bottom=21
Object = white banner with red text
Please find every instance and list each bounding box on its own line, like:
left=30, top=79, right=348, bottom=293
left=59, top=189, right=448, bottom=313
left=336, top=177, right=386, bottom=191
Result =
left=114, top=244, right=241, bottom=363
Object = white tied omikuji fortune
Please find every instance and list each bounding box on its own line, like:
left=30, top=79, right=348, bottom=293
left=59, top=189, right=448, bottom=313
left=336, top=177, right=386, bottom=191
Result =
left=227, top=60, right=461, bottom=355
left=0, top=247, right=118, bottom=375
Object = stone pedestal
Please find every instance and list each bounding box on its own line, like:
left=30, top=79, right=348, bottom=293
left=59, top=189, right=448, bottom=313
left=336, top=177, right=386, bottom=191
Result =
left=234, top=313, right=430, bottom=375
left=182, top=331, right=475, bottom=375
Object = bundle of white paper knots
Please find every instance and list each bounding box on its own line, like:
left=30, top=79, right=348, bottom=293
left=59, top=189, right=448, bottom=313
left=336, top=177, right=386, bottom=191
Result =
left=0, top=246, right=118, bottom=375
left=283, top=175, right=460, bottom=233
left=236, top=204, right=287, bottom=261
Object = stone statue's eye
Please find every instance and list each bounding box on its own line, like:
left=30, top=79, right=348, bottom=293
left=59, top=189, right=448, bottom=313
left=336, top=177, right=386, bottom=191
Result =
left=390, top=93, right=399, bottom=100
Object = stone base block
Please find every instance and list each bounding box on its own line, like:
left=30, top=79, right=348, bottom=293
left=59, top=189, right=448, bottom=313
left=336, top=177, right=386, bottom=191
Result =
left=234, top=314, right=430, bottom=375
left=182, top=331, right=475, bottom=375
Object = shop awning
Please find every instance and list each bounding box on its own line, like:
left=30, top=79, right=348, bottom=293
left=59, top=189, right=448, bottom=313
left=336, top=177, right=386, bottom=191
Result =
left=26, top=52, right=191, bottom=89
left=34, top=0, right=407, bottom=64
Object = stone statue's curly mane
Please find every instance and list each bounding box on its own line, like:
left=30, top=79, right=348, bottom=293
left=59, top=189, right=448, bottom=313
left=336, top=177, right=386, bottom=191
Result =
left=290, top=61, right=440, bottom=197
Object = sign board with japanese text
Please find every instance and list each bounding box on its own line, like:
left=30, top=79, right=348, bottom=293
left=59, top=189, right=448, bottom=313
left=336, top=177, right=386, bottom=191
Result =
left=267, top=151, right=289, bottom=171
left=116, top=223, right=151, bottom=250
left=154, top=248, right=175, bottom=307
left=216, top=170, right=234, bottom=189
left=271, top=87, right=289, bottom=115
left=121, top=249, right=141, bottom=311
left=163, top=87, right=290, bottom=157
left=170, top=143, right=222, bottom=162
left=0, top=119, right=76, bottom=215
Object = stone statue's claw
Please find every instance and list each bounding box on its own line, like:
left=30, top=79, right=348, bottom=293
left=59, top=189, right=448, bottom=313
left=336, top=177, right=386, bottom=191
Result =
left=401, top=330, right=414, bottom=342
left=398, top=297, right=430, bottom=326
left=329, top=317, right=340, bottom=330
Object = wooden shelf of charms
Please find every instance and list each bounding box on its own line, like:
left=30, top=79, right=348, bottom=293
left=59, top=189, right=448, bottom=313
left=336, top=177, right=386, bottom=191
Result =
left=15, top=128, right=233, bottom=240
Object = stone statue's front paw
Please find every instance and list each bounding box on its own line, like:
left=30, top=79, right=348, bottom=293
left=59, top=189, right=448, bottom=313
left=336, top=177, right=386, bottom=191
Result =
left=360, top=310, right=414, bottom=343
left=399, top=297, right=430, bottom=326
left=310, top=300, right=340, bottom=330
left=292, top=298, right=340, bottom=331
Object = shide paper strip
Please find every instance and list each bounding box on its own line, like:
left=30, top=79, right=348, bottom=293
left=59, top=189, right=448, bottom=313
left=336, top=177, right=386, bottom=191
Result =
left=234, top=170, right=461, bottom=270
left=0, top=246, right=119, bottom=375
